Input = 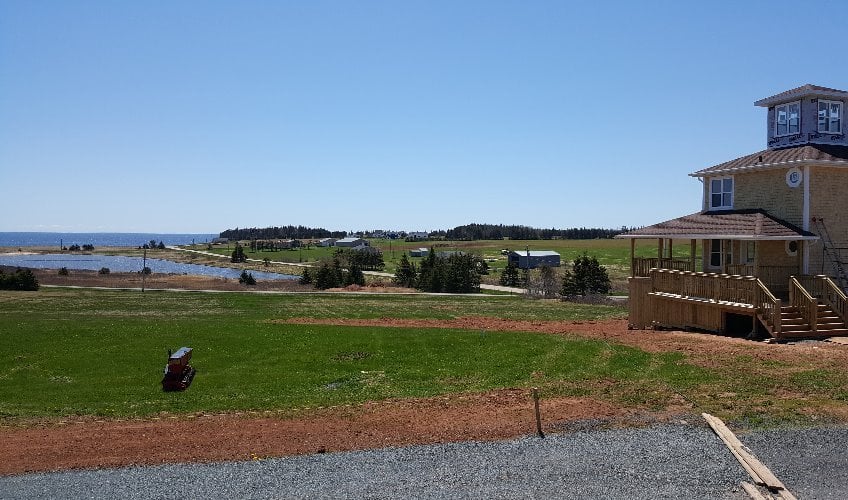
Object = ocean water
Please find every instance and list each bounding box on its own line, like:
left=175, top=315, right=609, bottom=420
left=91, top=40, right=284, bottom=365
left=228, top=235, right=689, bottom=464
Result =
left=0, top=232, right=217, bottom=248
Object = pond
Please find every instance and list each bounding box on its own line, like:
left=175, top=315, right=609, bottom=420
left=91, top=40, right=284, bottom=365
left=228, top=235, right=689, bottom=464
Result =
left=0, top=254, right=298, bottom=281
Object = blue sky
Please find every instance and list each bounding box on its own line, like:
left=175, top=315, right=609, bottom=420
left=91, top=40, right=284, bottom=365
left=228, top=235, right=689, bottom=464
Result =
left=2, top=1, right=847, bottom=234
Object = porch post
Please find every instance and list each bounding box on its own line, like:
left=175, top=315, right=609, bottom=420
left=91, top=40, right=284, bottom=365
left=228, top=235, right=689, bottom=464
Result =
left=668, top=239, right=673, bottom=259
left=630, top=238, right=635, bottom=277
left=798, top=240, right=804, bottom=276
left=689, top=239, right=696, bottom=272
left=721, top=239, right=727, bottom=274
left=754, top=240, right=760, bottom=279
left=657, top=238, right=664, bottom=259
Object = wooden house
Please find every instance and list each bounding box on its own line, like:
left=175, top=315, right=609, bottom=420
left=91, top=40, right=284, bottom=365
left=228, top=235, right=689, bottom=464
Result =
left=619, top=84, right=848, bottom=339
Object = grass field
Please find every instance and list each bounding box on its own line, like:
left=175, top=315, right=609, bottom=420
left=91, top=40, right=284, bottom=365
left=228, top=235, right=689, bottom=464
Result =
left=2, top=287, right=846, bottom=426
left=186, top=238, right=698, bottom=292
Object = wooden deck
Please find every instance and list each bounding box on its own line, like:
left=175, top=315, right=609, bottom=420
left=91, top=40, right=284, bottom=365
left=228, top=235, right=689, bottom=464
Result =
left=629, top=268, right=848, bottom=340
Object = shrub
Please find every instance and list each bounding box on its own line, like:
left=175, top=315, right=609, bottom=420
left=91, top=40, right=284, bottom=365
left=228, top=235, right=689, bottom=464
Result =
left=140, top=267, right=152, bottom=275
left=82, top=244, right=95, bottom=251
left=0, top=268, right=39, bottom=290
left=98, top=267, right=111, bottom=275
left=239, top=270, right=257, bottom=285
left=58, top=267, right=70, bottom=276
left=67, top=244, right=81, bottom=252
left=299, top=268, right=313, bottom=285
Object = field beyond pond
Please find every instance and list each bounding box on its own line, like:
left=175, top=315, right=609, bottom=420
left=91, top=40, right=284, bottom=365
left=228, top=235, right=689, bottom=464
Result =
left=186, top=238, right=700, bottom=293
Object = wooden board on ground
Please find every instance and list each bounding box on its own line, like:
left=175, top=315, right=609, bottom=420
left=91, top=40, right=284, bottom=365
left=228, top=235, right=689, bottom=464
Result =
left=702, top=413, right=795, bottom=499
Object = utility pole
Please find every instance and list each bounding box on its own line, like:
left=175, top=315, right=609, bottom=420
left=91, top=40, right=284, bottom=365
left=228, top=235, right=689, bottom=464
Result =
left=142, top=248, right=147, bottom=293
left=525, top=245, right=531, bottom=296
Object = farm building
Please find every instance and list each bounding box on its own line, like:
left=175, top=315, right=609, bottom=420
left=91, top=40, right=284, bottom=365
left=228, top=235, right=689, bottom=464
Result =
left=619, top=84, right=848, bottom=340
left=410, top=248, right=429, bottom=257
left=507, top=250, right=561, bottom=269
left=335, top=237, right=368, bottom=248
left=317, top=238, right=337, bottom=247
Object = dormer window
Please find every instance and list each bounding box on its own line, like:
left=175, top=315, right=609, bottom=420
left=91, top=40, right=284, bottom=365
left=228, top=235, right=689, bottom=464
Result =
left=818, top=100, right=842, bottom=133
left=709, top=177, right=733, bottom=209
left=775, top=101, right=800, bottom=136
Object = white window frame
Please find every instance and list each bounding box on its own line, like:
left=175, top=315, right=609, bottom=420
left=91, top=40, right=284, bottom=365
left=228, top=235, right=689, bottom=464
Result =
left=709, top=176, right=733, bottom=210
left=774, top=101, right=801, bottom=137
left=818, top=99, right=843, bottom=134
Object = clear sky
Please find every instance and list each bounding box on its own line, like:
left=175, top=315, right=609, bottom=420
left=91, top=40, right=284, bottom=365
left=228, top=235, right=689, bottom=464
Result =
left=2, top=1, right=847, bottom=235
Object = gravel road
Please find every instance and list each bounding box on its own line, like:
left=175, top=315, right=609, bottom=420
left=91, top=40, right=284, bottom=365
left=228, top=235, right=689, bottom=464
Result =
left=2, top=421, right=846, bottom=499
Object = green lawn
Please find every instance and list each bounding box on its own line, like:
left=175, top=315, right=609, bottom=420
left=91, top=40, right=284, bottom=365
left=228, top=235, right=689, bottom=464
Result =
left=3, top=287, right=845, bottom=426
left=0, top=288, right=638, bottom=419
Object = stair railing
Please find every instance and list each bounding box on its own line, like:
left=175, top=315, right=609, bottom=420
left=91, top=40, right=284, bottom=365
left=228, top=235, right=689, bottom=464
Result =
left=812, top=218, right=848, bottom=290
left=755, top=279, right=781, bottom=335
left=790, top=277, right=818, bottom=332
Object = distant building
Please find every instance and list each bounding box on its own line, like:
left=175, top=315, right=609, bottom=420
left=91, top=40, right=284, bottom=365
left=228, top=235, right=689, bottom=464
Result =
left=508, top=250, right=561, bottom=269
left=407, top=232, right=429, bottom=241
left=335, top=237, right=368, bottom=248
left=317, top=238, right=337, bottom=247
left=409, top=248, right=429, bottom=258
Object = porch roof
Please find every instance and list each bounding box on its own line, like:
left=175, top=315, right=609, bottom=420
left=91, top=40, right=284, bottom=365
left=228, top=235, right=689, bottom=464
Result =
left=615, top=209, right=818, bottom=240
left=689, top=144, right=848, bottom=177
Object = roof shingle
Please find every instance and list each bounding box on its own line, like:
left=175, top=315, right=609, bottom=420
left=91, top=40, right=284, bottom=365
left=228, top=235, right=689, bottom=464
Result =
left=617, top=209, right=816, bottom=240
left=690, top=144, right=848, bottom=177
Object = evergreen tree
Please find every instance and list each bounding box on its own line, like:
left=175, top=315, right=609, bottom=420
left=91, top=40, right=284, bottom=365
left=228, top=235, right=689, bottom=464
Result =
left=499, top=262, right=521, bottom=287
left=345, top=262, right=366, bottom=286
left=393, top=254, right=418, bottom=288
left=561, top=253, right=611, bottom=298
left=314, top=261, right=341, bottom=289
left=299, top=267, right=313, bottom=285
left=231, top=243, right=247, bottom=263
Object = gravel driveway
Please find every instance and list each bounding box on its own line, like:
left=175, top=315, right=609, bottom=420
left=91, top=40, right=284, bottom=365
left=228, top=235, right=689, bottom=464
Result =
left=2, top=422, right=846, bottom=499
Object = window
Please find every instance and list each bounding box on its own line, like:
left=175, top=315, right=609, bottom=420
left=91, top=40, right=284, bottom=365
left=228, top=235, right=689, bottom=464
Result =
left=710, top=177, right=733, bottom=209
left=818, top=100, right=842, bottom=133
left=710, top=240, right=733, bottom=269
left=775, top=101, right=800, bottom=136
left=710, top=239, right=722, bottom=267
left=745, top=241, right=755, bottom=264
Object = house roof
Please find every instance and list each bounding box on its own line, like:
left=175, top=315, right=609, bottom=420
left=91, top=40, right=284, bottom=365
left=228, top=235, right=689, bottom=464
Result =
left=616, top=209, right=818, bottom=240
left=510, top=251, right=561, bottom=257
left=689, top=144, right=848, bottom=177
left=754, top=84, right=848, bottom=107
left=336, top=237, right=364, bottom=243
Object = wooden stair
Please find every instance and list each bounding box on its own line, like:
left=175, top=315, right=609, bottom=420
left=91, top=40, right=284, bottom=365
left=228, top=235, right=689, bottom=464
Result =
left=771, top=304, right=848, bottom=340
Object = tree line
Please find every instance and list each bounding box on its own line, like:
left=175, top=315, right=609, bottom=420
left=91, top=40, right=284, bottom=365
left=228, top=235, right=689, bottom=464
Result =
left=442, top=224, right=630, bottom=241
left=219, top=226, right=346, bottom=240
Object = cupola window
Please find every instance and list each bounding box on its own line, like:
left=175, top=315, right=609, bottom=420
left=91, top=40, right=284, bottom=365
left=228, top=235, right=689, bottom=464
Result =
left=818, top=100, right=842, bottom=133
left=775, top=101, right=800, bottom=136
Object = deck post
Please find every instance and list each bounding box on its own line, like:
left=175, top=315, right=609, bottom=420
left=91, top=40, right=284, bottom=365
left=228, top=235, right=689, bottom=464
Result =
left=630, top=238, right=635, bottom=277
left=658, top=238, right=664, bottom=259
left=754, top=240, right=760, bottom=279
left=689, top=239, right=696, bottom=272
left=668, top=239, right=673, bottom=260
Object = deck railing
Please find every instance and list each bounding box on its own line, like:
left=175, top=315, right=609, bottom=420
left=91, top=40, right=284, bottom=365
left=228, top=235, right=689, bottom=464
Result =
left=633, top=258, right=697, bottom=277
left=755, top=279, right=782, bottom=335
left=668, top=263, right=797, bottom=297
left=650, top=268, right=758, bottom=304
left=796, top=275, right=848, bottom=324
left=789, top=277, right=818, bottom=332
left=649, top=268, right=782, bottom=334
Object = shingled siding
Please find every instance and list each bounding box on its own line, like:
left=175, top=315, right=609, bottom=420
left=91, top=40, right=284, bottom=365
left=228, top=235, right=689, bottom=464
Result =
left=810, top=167, right=848, bottom=276
left=732, top=169, right=804, bottom=226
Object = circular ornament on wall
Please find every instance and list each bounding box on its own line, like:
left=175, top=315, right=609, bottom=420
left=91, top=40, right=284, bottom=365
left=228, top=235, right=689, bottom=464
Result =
left=785, top=240, right=799, bottom=256
left=786, top=167, right=802, bottom=188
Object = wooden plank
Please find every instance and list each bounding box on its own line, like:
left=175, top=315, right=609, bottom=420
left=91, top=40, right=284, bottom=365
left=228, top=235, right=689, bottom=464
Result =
left=741, top=481, right=772, bottom=500
left=702, top=413, right=790, bottom=493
